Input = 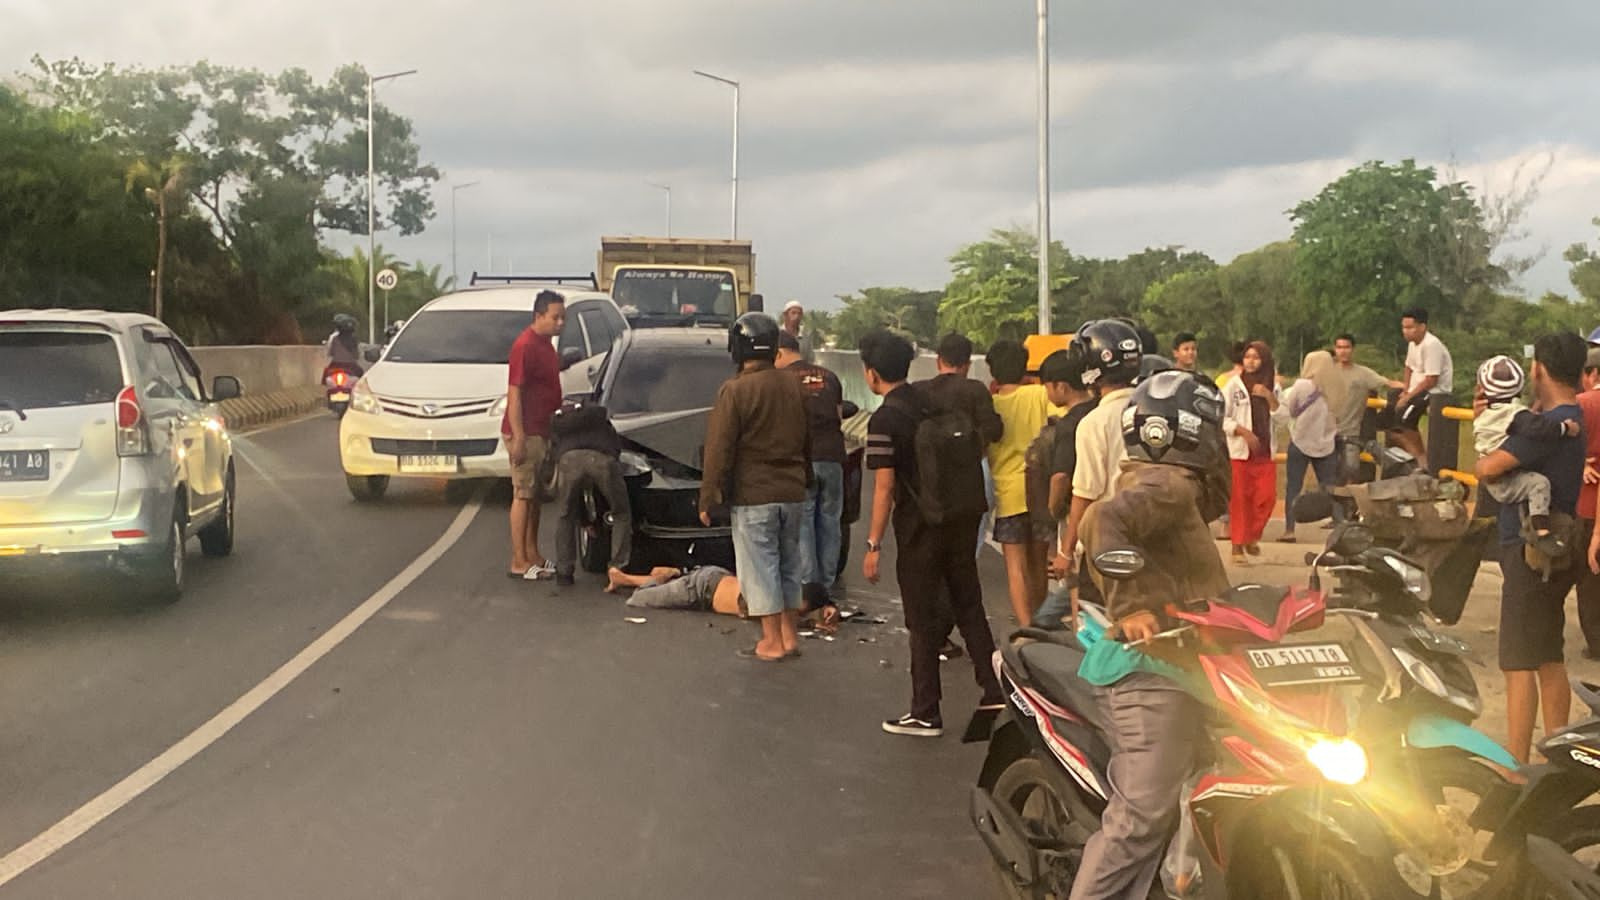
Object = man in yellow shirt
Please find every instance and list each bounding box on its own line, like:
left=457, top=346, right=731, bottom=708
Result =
left=985, top=340, right=1055, bottom=625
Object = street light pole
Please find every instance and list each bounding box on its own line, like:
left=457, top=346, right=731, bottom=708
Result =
left=450, top=181, right=480, bottom=287
left=366, top=67, right=418, bottom=344
left=1035, top=0, right=1052, bottom=336
left=647, top=182, right=672, bottom=236
left=693, top=70, right=740, bottom=239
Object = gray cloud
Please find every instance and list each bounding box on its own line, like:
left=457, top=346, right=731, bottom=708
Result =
left=8, top=0, right=1600, bottom=306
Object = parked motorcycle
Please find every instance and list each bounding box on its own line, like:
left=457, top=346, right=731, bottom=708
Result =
left=322, top=364, right=361, bottom=418
left=969, top=547, right=1535, bottom=899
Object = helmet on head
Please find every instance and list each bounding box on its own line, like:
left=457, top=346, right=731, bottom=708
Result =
left=334, top=314, right=358, bottom=335
left=1074, top=319, right=1144, bottom=388
left=1137, top=354, right=1173, bottom=384
left=728, top=312, right=780, bottom=365
left=1121, top=369, right=1230, bottom=519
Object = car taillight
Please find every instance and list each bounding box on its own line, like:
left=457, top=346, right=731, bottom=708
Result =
left=115, top=386, right=150, bottom=456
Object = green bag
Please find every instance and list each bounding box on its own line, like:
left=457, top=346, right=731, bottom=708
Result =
left=1074, top=618, right=1187, bottom=687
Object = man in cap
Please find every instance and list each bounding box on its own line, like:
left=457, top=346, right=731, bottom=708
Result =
left=781, top=300, right=815, bottom=363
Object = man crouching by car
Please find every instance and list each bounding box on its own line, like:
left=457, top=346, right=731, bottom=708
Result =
left=548, top=399, right=631, bottom=588
left=699, top=313, right=813, bottom=663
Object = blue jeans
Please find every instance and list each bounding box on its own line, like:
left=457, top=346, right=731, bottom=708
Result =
left=799, top=461, right=844, bottom=589
left=1284, top=442, right=1342, bottom=532
left=731, top=502, right=804, bottom=617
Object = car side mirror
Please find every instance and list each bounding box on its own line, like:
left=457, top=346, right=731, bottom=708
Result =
left=559, top=347, right=585, bottom=371
left=211, top=375, right=242, bottom=401
left=1092, top=549, right=1145, bottom=580
left=749, top=293, right=764, bottom=313
left=363, top=347, right=382, bottom=364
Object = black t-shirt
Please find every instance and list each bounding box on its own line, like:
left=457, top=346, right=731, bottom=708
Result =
left=550, top=401, right=621, bottom=458
left=786, top=362, right=846, bottom=464
left=1026, top=399, right=1096, bottom=529
left=866, top=384, right=924, bottom=533
left=1498, top=403, right=1584, bottom=545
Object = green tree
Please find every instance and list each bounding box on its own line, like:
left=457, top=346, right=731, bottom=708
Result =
left=831, top=287, right=942, bottom=349
left=1564, top=219, right=1600, bottom=306
left=1289, top=160, right=1501, bottom=351
left=938, top=228, right=1075, bottom=347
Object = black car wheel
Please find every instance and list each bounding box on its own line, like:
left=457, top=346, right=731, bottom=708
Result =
left=198, top=465, right=236, bottom=557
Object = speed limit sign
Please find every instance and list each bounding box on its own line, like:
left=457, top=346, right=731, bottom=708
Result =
left=375, top=268, right=399, bottom=291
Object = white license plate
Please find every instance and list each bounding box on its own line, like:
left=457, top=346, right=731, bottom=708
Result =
left=399, top=455, right=459, bottom=474
left=1246, top=643, right=1350, bottom=669
left=329, top=392, right=350, bottom=402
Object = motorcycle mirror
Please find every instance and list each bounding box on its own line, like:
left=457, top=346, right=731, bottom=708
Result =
left=1092, top=549, right=1145, bottom=580
left=362, top=347, right=381, bottom=364
left=1304, top=551, right=1320, bottom=566
left=1292, top=492, right=1334, bottom=524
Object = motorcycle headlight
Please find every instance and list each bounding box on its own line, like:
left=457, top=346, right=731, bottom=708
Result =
left=1393, top=647, right=1481, bottom=716
left=489, top=395, right=507, bottom=418
left=1307, top=738, right=1369, bottom=785
left=1382, top=555, right=1432, bottom=605
left=351, top=380, right=381, bottom=416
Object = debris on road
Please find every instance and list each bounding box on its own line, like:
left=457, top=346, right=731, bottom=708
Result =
left=625, top=617, right=647, bottom=624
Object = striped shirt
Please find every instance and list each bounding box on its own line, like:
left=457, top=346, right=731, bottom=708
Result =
left=866, top=383, right=924, bottom=531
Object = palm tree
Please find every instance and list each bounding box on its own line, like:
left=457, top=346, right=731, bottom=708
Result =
left=126, top=157, right=187, bottom=321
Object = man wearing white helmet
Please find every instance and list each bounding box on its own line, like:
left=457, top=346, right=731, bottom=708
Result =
left=1474, top=354, right=1578, bottom=559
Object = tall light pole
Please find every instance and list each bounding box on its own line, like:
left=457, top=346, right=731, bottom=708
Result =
left=693, top=70, right=740, bottom=239
left=647, top=181, right=673, bottom=237
left=1035, top=0, right=1052, bottom=335
left=367, top=67, right=418, bottom=344
left=450, top=180, right=480, bottom=287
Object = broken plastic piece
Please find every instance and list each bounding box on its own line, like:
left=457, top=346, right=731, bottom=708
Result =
left=625, top=617, right=647, bottom=624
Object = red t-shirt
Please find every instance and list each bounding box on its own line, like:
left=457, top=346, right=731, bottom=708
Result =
left=501, top=329, right=562, bottom=439
left=1578, top=389, right=1600, bottom=519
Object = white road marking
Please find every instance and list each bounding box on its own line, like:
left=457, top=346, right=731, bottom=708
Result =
left=0, top=493, right=485, bottom=887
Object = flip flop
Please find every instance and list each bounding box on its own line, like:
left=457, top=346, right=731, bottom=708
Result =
left=786, top=648, right=803, bottom=659
left=507, top=568, right=530, bottom=579
left=736, top=646, right=786, bottom=662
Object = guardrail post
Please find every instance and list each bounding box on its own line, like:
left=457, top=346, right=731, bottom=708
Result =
left=1427, top=393, right=1460, bottom=481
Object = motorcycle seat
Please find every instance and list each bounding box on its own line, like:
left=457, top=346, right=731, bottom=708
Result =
left=1016, top=642, right=1108, bottom=733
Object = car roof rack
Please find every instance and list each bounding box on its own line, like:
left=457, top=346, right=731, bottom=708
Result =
left=469, top=272, right=600, bottom=290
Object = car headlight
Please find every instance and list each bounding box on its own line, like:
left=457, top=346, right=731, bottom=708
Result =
left=351, top=380, right=381, bottom=415
left=489, top=395, right=507, bottom=418
left=1307, top=738, right=1369, bottom=785
left=1393, top=647, right=1481, bottom=716
left=1382, top=555, right=1432, bottom=605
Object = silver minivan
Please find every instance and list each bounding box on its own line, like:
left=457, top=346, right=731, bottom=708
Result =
left=0, top=310, right=243, bottom=600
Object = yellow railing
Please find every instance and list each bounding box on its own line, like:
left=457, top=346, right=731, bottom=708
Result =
left=1272, top=395, right=1481, bottom=487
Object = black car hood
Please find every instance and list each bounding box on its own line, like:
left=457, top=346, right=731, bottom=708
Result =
left=614, top=407, right=712, bottom=475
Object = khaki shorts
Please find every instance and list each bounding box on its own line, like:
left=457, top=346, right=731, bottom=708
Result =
left=509, top=436, right=549, bottom=501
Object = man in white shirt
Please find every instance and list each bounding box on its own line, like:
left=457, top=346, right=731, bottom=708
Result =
left=1388, top=306, right=1454, bottom=472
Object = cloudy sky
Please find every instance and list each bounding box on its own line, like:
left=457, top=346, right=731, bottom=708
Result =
left=10, top=0, right=1600, bottom=307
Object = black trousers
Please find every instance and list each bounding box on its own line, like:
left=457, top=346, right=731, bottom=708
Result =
left=1577, top=519, right=1600, bottom=653
left=896, top=514, right=1002, bottom=722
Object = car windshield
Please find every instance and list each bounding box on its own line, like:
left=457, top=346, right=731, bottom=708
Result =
left=611, top=269, right=736, bottom=318
left=0, top=331, right=123, bottom=409
left=606, top=347, right=732, bottom=416
left=382, top=310, right=533, bottom=364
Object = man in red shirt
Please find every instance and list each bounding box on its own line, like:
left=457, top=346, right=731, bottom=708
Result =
left=503, top=290, right=566, bottom=579
left=1578, top=347, right=1600, bottom=657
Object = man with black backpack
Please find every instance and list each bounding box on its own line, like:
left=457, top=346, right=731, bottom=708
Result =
left=860, top=329, right=1003, bottom=737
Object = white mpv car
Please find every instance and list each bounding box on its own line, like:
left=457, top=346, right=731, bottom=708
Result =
left=338, top=285, right=626, bottom=501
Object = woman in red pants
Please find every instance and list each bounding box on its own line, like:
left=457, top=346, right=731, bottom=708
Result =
left=1221, top=341, right=1279, bottom=564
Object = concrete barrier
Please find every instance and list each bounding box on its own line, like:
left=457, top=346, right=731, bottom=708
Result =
left=185, top=346, right=333, bottom=430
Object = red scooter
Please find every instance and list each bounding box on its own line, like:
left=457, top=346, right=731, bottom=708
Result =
left=969, top=550, right=1585, bottom=899
left=322, top=364, right=361, bottom=418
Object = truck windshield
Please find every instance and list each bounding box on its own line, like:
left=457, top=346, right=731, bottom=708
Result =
left=611, top=269, right=736, bottom=318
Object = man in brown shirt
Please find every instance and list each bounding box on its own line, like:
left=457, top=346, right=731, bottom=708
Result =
left=700, top=313, right=812, bottom=662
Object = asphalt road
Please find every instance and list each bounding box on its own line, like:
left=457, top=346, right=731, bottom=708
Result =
left=0, top=415, right=1005, bottom=899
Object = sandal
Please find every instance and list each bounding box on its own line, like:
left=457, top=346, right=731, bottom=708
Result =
left=736, top=646, right=786, bottom=662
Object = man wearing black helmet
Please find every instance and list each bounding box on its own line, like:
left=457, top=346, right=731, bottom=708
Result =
left=700, top=313, right=813, bottom=663
left=326, top=314, right=363, bottom=374
left=1070, top=369, right=1231, bottom=900
left=1057, top=320, right=1144, bottom=603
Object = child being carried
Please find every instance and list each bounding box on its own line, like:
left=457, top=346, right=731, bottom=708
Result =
left=1474, top=355, right=1578, bottom=559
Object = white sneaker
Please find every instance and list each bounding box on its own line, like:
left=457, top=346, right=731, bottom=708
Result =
left=523, top=562, right=555, bottom=581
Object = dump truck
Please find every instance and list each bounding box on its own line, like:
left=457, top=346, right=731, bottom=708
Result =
left=597, top=236, right=760, bottom=322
